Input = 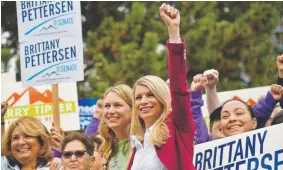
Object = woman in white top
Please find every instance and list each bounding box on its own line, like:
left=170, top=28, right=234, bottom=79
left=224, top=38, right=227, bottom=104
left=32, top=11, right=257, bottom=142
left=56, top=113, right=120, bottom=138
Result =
left=128, top=3, right=195, bottom=170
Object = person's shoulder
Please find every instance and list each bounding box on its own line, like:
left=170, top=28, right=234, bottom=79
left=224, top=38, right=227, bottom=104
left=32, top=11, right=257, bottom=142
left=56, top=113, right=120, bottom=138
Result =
left=1, top=156, right=8, bottom=166
left=1, top=156, right=18, bottom=170
left=37, top=166, right=50, bottom=170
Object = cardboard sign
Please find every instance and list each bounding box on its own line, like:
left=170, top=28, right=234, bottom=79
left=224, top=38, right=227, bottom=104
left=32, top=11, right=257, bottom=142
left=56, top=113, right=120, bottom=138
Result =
left=16, top=1, right=82, bottom=42
left=194, top=124, right=283, bottom=170
left=20, top=36, right=84, bottom=87
left=1, top=82, right=80, bottom=131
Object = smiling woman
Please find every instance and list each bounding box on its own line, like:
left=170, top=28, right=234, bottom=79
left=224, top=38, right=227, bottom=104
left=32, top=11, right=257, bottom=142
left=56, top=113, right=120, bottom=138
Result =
left=127, top=3, right=195, bottom=170
left=220, top=99, right=257, bottom=137
left=1, top=116, right=53, bottom=170
left=97, top=84, right=133, bottom=170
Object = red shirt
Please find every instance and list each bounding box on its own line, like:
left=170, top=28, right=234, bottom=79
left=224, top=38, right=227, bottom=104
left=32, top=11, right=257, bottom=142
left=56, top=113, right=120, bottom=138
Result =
left=127, top=39, right=196, bottom=170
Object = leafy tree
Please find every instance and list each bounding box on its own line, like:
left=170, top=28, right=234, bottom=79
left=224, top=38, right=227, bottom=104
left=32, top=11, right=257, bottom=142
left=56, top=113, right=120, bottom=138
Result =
left=1, top=48, right=12, bottom=72
left=1, top=2, right=282, bottom=98
left=83, top=2, right=168, bottom=97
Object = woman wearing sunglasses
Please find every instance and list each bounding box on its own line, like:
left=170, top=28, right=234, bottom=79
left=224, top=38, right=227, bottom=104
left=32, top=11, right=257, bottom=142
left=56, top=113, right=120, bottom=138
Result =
left=61, top=132, right=94, bottom=170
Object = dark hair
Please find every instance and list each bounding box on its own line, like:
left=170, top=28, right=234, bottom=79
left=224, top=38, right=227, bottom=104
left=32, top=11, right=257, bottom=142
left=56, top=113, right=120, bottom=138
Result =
left=271, top=110, right=283, bottom=125
left=209, top=106, right=222, bottom=131
left=209, top=99, right=255, bottom=130
left=90, top=133, right=103, bottom=149
left=221, top=99, right=254, bottom=117
left=61, top=132, right=94, bottom=156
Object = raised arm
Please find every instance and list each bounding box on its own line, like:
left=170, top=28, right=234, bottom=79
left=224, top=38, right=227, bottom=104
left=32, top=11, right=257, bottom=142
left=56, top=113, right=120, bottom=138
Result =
left=190, top=74, right=212, bottom=144
left=254, top=84, right=282, bottom=128
left=203, top=69, right=220, bottom=114
left=276, top=55, right=283, bottom=108
left=160, top=3, right=194, bottom=132
left=50, top=127, right=65, bottom=158
left=85, top=99, right=102, bottom=136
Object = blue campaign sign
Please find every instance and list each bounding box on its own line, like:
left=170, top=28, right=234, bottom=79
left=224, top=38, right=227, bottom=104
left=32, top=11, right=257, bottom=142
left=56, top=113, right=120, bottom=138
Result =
left=194, top=124, right=283, bottom=170
left=16, top=1, right=82, bottom=42
left=20, top=36, right=84, bottom=87
left=78, top=98, right=99, bottom=130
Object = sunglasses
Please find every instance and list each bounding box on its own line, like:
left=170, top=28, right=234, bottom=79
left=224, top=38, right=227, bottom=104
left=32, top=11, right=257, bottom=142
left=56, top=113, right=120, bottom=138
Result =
left=62, top=150, right=87, bottom=158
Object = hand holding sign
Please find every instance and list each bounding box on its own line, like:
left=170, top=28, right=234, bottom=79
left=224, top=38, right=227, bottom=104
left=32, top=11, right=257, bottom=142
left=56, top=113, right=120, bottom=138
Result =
left=50, top=126, right=65, bottom=151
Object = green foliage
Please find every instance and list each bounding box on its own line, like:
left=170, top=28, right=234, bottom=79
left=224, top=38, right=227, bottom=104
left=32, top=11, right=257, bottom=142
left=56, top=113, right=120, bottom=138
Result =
left=82, top=1, right=281, bottom=97
left=1, top=48, right=12, bottom=72
left=1, top=2, right=282, bottom=98
left=82, top=2, right=168, bottom=98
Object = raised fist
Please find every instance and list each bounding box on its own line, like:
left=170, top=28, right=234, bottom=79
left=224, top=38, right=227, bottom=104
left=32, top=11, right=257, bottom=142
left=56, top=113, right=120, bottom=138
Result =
left=203, top=69, right=219, bottom=89
left=270, top=84, right=283, bottom=101
left=191, top=74, right=208, bottom=91
left=159, top=3, right=180, bottom=27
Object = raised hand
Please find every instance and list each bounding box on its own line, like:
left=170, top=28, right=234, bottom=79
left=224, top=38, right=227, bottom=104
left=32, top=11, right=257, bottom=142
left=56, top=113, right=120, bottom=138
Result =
left=50, top=127, right=65, bottom=151
left=203, top=69, right=219, bottom=89
left=159, top=3, right=180, bottom=42
left=90, top=151, right=108, bottom=170
left=270, top=84, right=283, bottom=101
left=191, top=74, right=208, bottom=91
left=94, top=99, right=103, bottom=119
left=159, top=3, right=180, bottom=27
left=1, top=101, right=8, bottom=119
left=276, top=55, right=283, bottom=78
left=48, top=157, right=62, bottom=170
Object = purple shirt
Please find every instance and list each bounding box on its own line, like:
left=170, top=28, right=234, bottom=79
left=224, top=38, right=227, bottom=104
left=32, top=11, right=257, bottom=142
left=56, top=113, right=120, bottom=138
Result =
left=84, top=117, right=101, bottom=136
left=192, top=90, right=277, bottom=144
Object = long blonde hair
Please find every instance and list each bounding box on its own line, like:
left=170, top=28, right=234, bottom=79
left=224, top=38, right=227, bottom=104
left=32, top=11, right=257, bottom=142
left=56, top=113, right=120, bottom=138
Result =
left=2, top=116, right=52, bottom=167
left=98, top=84, right=133, bottom=160
left=131, top=75, right=171, bottom=147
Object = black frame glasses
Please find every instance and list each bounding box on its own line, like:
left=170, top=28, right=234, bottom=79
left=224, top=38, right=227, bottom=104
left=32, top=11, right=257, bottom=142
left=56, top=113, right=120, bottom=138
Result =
left=62, top=150, right=87, bottom=159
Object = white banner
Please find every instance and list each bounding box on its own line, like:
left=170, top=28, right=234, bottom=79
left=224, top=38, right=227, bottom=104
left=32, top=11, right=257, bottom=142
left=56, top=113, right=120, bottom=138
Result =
left=194, top=124, right=283, bottom=170
left=20, top=36, right=84, bottom=87
left=1, top=82, right=80, bottom=131
left=16, top=1, right=82, bottom=42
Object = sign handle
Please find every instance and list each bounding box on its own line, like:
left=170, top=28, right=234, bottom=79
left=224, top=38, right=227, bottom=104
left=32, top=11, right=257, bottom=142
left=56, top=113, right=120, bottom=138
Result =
left=52, top=84, right=60, bottom=130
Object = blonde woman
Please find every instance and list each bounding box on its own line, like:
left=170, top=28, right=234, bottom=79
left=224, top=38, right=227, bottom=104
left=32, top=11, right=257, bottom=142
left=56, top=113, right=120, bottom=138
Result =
left=97, top=84, right=133, bottom=170
left=127, top=3, right=195, bottom=170
left=2, top=116, right=53, bottom=170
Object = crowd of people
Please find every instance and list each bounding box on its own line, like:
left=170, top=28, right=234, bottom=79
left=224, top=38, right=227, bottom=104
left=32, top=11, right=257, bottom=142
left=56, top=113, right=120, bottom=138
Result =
left=1, top=3, right=283, bottom=170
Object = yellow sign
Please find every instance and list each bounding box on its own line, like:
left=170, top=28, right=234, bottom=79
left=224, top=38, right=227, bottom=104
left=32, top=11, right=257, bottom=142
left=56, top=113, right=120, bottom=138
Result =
left=5, top=101, right=76, bottom=120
